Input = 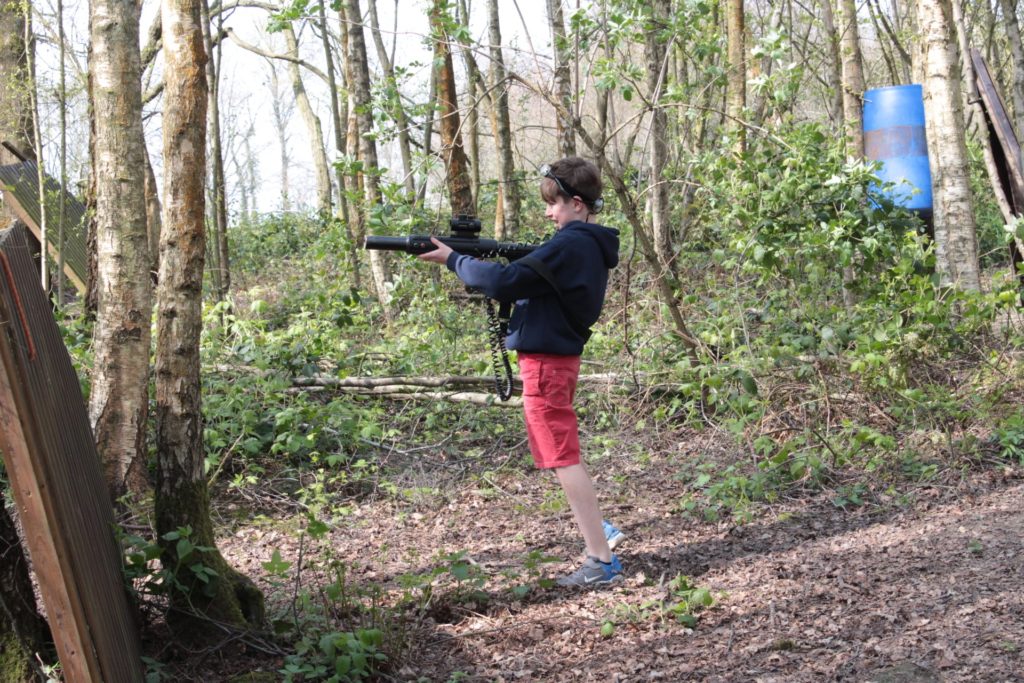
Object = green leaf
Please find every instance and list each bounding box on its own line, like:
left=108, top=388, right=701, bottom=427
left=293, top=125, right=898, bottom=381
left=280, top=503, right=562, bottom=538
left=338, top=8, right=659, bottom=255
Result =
left=262, top=549, right=292, bottom=576
left=306, top=516, right=330, bottom=539
left=739, top=372, right=758, bottom=396
left=176, top=538, right=194, bottom=561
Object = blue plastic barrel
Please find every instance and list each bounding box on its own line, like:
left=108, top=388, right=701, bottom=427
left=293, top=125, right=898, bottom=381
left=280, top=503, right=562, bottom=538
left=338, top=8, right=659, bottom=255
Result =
left=863, top=84, right=933, bottom=213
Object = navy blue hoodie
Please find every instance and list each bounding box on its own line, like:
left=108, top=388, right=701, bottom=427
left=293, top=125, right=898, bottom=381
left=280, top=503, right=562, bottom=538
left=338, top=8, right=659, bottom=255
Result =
left=445, top=221, right=620, bottom=356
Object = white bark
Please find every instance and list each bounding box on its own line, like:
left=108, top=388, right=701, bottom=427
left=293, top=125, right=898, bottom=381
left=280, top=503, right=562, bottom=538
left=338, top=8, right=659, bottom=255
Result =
left=918, top=0, right=981, bottom=289
left=88, top=0, right=152, bottom=498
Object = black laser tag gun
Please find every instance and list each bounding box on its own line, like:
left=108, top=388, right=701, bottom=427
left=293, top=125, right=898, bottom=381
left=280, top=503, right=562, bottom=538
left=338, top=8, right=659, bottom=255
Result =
left=363, top=215, right=539, bottom=261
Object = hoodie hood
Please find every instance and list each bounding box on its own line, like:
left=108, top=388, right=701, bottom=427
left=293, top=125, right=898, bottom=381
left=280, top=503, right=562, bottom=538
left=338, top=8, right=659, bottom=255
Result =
left=560, top=221, right=620, bottom=269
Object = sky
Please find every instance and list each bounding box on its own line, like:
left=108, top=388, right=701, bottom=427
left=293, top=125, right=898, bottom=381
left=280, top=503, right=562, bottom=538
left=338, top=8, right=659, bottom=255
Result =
left=185, top=0, right=558, bottom=215
left=27, top=0, right=559, bottom=216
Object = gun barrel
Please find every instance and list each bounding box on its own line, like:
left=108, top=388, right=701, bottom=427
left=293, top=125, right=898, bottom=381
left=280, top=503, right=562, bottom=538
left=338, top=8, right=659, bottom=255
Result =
left=363, top=234, right=538, bottom=261
left=363, top=235, right=437, bottom=254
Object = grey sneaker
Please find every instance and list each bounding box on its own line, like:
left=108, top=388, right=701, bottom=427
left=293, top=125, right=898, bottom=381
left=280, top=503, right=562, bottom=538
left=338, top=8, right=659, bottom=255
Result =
left=603, top=520, right=627, bottom=550
left=556, top=555, right=624, bottom=588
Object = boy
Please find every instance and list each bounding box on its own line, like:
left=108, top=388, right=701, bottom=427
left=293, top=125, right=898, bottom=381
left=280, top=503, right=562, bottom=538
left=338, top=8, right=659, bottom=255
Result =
left=418, top=157, right=623, bottom=587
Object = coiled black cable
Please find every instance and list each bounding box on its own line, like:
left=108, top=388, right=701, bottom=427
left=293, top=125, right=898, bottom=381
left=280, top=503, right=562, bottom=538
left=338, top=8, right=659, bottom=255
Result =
left=484, top=297, right=514, bottom=401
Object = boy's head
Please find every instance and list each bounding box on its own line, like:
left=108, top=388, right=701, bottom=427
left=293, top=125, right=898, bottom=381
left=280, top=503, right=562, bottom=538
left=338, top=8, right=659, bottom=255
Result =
left=540, top=157, right=603, bottom=227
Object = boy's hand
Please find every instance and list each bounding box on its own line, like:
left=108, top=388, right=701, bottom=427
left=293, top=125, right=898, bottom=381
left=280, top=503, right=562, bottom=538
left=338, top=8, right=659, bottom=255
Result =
left=417, top=237, right=454, bottom=264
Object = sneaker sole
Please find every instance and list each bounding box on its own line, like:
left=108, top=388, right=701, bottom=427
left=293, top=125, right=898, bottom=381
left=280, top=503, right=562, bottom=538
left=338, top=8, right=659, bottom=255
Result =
left=557, top=573, right=624, bottom=589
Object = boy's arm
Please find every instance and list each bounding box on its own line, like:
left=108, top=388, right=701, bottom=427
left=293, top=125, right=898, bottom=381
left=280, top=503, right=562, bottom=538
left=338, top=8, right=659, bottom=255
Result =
left=418, top=238, right=551, bottom=301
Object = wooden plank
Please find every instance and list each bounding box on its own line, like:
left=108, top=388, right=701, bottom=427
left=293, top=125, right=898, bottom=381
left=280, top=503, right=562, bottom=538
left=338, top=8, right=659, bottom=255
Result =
left=973, top=49, right=1024, bottom=207
left=0, top=342, right=97, bottom=681
left=0, top=226, right=144, bottom=682
left=971, top=48, right=1024, bottom=274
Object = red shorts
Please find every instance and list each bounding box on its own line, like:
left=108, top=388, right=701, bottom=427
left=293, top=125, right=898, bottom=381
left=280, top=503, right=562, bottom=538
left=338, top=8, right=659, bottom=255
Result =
left=518, top=353, right=581, bottom=469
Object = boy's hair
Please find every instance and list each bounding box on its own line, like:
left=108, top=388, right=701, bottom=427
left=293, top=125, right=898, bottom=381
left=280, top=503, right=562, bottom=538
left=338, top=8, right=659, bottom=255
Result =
left=540, top=157, right=603, bottom=210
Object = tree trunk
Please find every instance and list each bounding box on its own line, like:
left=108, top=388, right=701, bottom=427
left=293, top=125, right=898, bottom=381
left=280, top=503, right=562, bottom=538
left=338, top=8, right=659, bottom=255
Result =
left=156, top=0, right=264, bottom=635
left=88, top=0, right=153, bottom=500
left=266, top=59, right=292, bottom=211
left=346, top=0, right=394, bottom=316
left=726, top=0, right=746, bottom=154
left=338, top=3, right=364, bottom=276
left=282, top=24, right=332, bottom=215
left=317, top=0, right=359, bottom=284
left=57, top=0, right=68, bottom=304
left=487, top=0, right=520, bottom=238
left=918, top=0, right=980, bottom=289
left=838, top=0, right=866, bottom=158
left=0, top=4, right=33, bottom=165
left=143, top=151, right=162, bottom=275
left=27, top=5, right=48, bottom=292
left=340, top=1, right=364, bottom=240
left=367, top=0, right=416, bottom=200
left=749, top=1, right=783, bottom=127
left=430, top=0, right=475, bottom=216
left=317, top=0, right=344, bottom=215
left=999, top=0, right=1024, bottom=142
left=417, top=58, right=438, bottom=205
left=819, top=0, right=845, bottom=126
left=547, top=0, right=576, bottom=156
left=645, top=0, right=675, bottom=276
left=457, top=0, right=480, bottom=209
left=200, top=0, right=229, bottom=300
left=837, top=0, right=867, bottom=307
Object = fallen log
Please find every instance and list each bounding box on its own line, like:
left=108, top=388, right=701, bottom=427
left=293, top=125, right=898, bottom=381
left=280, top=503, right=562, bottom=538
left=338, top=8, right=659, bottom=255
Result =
left=289, top=384, right=524, bottom=407
left=289, top=372, right=655, bottom=389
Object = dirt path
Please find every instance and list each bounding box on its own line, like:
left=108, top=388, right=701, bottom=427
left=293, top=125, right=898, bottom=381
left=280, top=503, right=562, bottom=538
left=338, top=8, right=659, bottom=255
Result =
left=214, top=443, right=1024, bottom=682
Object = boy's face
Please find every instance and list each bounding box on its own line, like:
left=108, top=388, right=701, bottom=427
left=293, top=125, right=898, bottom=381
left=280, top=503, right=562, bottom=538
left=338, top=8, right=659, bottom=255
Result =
left=544, top=195, right=591, bottom=229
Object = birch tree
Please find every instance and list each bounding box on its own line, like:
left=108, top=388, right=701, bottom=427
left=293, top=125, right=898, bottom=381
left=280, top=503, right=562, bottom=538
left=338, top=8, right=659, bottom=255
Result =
left=726, top=0, right=746, bottom=153
left=918, top=0, right=980, bottom=289
left=88, top=0, right=153, bottom=499
left=547, top=0, right=576, bottom=156
left=283, top=24, right=332, bottom=214
left=156, top=0, right=264, bottom=631
left=838, top=0, right=865, bottom=158
left=266, top=59, right=292, bottom=211
left=346, top=0, right=393, bottom=316
left=819, top=0, right=844, bottom=125
left=201, top=0, right=230, bottom=300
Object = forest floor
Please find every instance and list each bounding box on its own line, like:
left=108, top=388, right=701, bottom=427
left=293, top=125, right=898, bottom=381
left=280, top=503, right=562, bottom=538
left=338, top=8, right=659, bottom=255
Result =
left=182, top=422, right=1024, bottom=682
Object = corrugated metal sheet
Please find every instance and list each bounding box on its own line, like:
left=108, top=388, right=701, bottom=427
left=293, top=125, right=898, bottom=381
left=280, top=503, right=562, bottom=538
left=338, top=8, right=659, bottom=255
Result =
left=0, top=225, right=144, bottom=682
left=0, top=161, right=87, bottom=292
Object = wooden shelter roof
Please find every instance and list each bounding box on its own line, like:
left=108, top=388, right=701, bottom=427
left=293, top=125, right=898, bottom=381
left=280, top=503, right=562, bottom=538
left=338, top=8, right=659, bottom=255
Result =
left=0, top=160, right=88, bottom=293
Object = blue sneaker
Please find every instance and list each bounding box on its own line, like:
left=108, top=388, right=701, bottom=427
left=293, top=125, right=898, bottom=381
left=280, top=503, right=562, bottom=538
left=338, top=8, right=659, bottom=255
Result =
left=603, top=520, right=627, bottom=550
left=556, top=554, right=623, bottom=588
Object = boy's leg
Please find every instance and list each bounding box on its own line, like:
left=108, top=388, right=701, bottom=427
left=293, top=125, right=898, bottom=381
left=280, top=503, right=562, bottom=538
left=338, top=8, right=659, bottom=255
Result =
left=555, top=463, right=611, bottom=563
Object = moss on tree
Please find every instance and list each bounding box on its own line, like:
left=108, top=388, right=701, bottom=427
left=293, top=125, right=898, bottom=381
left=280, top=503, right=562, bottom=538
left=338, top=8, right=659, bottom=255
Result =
left=0, top=627, right=35, bottom=683
left=156, top=472, right=265, bottom=639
